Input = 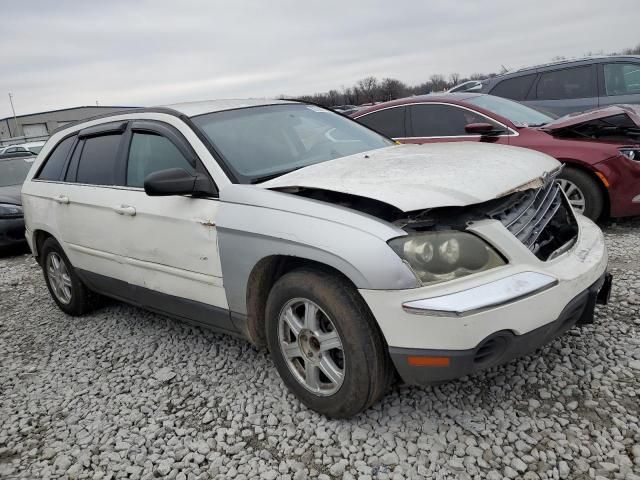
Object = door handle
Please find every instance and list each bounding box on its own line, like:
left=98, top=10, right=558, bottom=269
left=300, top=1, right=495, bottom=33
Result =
left=113, top=205, right=136, bottom=216
left=54, top=195, right=70, bottom=204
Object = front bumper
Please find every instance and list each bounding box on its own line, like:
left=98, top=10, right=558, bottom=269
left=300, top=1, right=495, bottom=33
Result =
left=358, top=214, right=608, bottom=384
left=389, top=271, right=611, bottom=385
left=0, top=217, right=26, bottom=248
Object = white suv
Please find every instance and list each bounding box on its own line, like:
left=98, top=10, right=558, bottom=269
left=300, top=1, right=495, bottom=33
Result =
left=21, top=99, right=610, bottom=417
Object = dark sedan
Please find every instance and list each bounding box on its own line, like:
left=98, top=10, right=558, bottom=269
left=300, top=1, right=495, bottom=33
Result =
left=0, top=156, right=33, bottom=248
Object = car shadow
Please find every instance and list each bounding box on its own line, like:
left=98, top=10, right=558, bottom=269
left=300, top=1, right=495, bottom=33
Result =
left=0, top=243, right=30, bottom=258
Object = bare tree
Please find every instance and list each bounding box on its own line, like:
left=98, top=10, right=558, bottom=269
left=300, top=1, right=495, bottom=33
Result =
left=357, top=76, right=379, bottom=104
left=326, top=89, right=341, bottom=106
left=429, top=74, right=447, bottom=92
left=294, top=42, right=640, bottom=109
left=379, top=78, right=407, bottom=101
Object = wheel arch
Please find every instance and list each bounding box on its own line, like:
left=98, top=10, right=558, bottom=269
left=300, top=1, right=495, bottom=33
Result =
left=238, top=254, right=369, bottom=346
left=557, top=160, right=611, bottom=219
left=32, top=229, right=57, bottom=264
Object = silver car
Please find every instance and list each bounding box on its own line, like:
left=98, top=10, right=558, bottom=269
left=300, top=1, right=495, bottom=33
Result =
left=478, top=55, right=640, bottom=115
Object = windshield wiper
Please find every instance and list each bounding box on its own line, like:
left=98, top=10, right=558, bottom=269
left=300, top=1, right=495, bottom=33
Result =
left=250, top=166, right=306, bottom=184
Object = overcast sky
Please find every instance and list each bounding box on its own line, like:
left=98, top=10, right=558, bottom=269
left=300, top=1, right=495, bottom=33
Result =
left=1, top=0, right=638, bottom=119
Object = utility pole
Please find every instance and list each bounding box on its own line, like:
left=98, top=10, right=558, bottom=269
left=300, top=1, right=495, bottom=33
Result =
left=8, top=93, right=18, bottom=138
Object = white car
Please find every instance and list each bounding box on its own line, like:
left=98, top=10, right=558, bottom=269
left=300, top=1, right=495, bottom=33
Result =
left=0, top=141, right=46, bottom=157
left=21, top=99, right=610, bottom=417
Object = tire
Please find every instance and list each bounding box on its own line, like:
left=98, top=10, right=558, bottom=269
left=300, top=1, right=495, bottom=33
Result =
left=557, top=167, right=604, bottom=221
left=265, top=268, right=394, bottom=418
left=41, top=237, right=94, bottom=316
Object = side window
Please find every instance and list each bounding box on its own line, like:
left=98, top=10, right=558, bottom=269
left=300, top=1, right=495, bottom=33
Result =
left=536, top=66, right=596, bottom=100
left=37, top=136, right=75, bottom=181
left=604, top=63, right=640, bottom=96
left=357, top=107, right=406, bottom=138
left=126, top=132, right=195, bottom=187
left=409, top=104, right=501, bottom=137
left=76, top=134, right=124, bottom=186
left=490, top=74, right=537, bottom=100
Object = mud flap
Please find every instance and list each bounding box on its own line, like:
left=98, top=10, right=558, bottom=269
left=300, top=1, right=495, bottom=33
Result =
left=577, top=272, right=611, bottom=326
left=596, top=273, right=613, bottom=305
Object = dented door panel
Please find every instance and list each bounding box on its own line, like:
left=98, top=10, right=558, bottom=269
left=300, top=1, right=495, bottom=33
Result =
left=109, top=189, right=227, bottom=309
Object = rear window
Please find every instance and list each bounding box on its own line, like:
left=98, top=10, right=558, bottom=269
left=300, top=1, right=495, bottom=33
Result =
left=357, top=107, right=406, bottom=138
left=490, top=74, right=536, bottom=100
left=76, top=134, right=123, bottom=186
left=536, top=66, right=596, bottom=100
left=37, top=136, right=75, bottom=181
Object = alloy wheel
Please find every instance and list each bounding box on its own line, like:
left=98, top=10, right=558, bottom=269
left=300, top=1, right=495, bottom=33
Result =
left=47, top=252, right=73, bottom=304
left=558, top=179, right=586, bottom=214
left=278, top=298, right=345, bottom=396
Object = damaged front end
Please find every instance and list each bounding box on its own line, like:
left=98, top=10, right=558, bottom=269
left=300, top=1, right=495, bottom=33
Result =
left=394, top=170, right=578, bottom=262
left=279, top=166, right=578, bottom=265
left=542, top=105, right=640, bottom=144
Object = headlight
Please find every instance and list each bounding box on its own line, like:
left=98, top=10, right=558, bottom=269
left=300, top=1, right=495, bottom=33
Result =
left=0, top=203, right=23, bottom=218
left=620, top=148, right=640, bottom=161
left=389, top=231, right=506, bottom=286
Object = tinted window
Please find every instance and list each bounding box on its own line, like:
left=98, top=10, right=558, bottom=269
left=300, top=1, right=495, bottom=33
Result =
left=127, top=133, right=195, bottom=187
left=536, top=66, right=596, bottom=100
left=409, top=104, right=502, bottom=137
left=604, top=63, right=640, bottom=96
left=76, top=134, right=123, bottom=186
left=357, top=107, right=406, bottom=138
left=490, top=74, right=536, bottom=100
left=37, top=136, right=75, bottom=181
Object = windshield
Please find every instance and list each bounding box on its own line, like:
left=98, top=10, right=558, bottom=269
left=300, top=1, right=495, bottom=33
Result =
left=192, top=104, right=393, bottom=183
left=0, top=157, right=33, bottom=186
left=28, top=145, right=43, bottom=154
left=467, top=95, right=555, bottom=127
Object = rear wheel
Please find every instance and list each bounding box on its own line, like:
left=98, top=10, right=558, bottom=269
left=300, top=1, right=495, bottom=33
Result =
left=265, top=269, right=393, bottom=418
left=557, top=167, right=604, bottom=221
left=41, top=237, right=94, bottom=316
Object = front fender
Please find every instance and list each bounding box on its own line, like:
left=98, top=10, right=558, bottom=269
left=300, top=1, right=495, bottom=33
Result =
left=217, top=186, right=419, bottom=315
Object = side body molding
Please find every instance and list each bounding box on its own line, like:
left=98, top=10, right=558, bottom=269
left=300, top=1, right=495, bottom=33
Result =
left=216, top=185, right=419, bottom=316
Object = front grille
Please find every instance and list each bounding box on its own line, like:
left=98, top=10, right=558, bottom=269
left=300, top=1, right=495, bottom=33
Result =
left=490, top=179, right=578, bottom=261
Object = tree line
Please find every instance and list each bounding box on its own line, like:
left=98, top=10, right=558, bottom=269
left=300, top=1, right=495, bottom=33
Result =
left=285, top=43, right=640, bottom=107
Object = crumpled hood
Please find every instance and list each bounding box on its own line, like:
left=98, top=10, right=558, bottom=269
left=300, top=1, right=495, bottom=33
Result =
left=543, top=104, right=640, bottom=131
left=0, top=184, right=22, bottom=205
left=261, top=143, right=560, bottom=212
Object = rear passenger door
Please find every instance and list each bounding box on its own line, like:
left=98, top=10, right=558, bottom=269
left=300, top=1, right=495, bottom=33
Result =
left=54, top=121, right=132, bottom=284
left=527, top=65, right=598, bottom=115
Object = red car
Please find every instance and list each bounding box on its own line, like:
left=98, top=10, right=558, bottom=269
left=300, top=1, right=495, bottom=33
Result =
left=352, top=93, right=640, bottom=220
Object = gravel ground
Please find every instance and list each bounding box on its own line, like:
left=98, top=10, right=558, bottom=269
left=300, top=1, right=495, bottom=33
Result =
left=1, top=220, right=639, bottom=480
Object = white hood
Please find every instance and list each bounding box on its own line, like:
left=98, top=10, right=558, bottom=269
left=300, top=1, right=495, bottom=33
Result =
left=261, top=143, right=560, bottom=212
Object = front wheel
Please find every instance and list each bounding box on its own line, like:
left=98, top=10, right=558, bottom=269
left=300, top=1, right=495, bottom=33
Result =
left=265, top=269, right=394, bottom=418
left=557, top=167, right=604, bottom=221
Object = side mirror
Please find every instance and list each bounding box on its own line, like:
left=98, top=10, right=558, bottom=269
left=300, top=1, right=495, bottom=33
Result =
left=144, top=168, right=216, bottom=197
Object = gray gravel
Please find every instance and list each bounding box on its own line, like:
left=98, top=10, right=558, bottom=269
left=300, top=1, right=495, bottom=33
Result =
left=1, top=219, right=639, bottom=480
